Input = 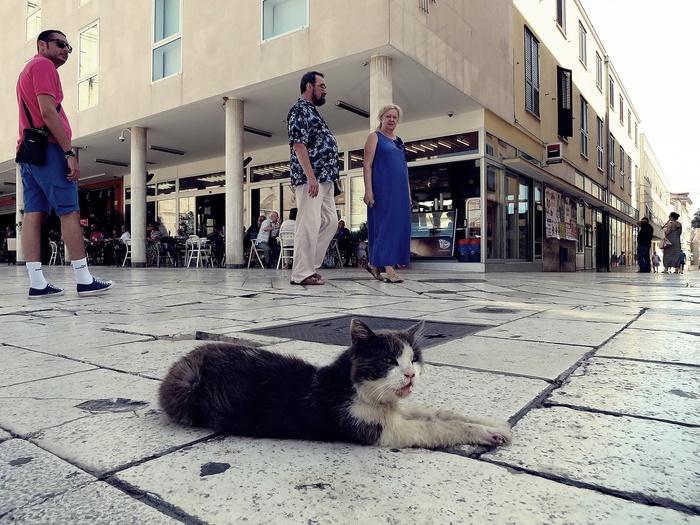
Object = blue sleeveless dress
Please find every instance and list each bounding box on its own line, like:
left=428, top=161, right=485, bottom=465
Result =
left=367, top=132, right=411, bottom=266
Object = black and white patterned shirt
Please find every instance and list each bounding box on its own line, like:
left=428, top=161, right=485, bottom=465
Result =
left=287, top=98, right=339, bottom=187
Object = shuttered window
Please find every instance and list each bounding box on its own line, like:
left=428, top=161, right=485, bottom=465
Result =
left=525, top=28, right=540, bottom=117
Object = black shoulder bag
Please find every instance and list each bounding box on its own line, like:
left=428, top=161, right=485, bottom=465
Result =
left=16, top=99, right=61, bottom=167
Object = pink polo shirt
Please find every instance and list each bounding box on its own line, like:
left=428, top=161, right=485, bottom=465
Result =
left=16, top=54, right=71, bottom=151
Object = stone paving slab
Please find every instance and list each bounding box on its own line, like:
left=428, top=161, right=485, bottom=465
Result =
left=628, top=311, right=700, bottom=333
left=0, top=481, right=181, bottom=525
left=116, top=436, right=698, bottom=525
left=531, top=305, right=641, bottom=323
left=0, top=368, right=211, bottom=476
left=2, top=326, right=152, bottom=356
left=427, top=335, right=591, bottom=380
left=488, top=406, right=700, bottom=512
left=0, top=429, right=12, bottom=442
left=477, top=317, right=624, bottom=347
left=0, top=438, right=94, bottom=516
left=597, top=328, right=700, bottom=365
left=0, top=346, right=97, bottom=387
left=549, top=358, right=700, bottom=425
left=63, top=339, right=201, bottom=379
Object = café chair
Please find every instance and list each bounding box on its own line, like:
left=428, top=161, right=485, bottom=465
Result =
left=276, top=230, right=295, bottom=269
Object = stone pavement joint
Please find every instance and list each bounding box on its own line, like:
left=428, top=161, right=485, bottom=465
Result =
left=1, top=265, right=699, bottom=524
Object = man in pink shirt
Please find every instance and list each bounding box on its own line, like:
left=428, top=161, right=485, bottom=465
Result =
left=16, top=30, right=113, bottom=298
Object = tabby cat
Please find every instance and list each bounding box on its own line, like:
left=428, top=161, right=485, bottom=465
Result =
left=159, top=319, right=513, bottom=449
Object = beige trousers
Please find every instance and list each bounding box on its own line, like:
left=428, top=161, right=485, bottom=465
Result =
left=291, top=182, right=338, bottom=282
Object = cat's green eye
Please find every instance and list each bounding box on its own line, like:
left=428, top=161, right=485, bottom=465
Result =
left=382, top=357, right=397, bottom=365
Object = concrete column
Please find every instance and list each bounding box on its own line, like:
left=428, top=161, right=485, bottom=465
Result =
left=15, top=164, right=24, bottom=264
left=224, top=97, right=245, bottom=268
left=129, top=126, right=147, bottom=267
left=369, top=54, right=393, bottom=130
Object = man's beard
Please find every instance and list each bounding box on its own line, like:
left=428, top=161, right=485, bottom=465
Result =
left=312, top=93, right=326, bottom=106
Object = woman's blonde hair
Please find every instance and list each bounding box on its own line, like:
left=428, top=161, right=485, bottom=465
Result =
left=376, top=104, right=402, bottom=130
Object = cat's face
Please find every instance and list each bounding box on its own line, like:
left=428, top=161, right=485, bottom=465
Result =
left=349, top=320, right=425, bottom=404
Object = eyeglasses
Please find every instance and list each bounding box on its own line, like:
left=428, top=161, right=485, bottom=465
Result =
left=43, top=38, right=73, bottom=53
left=313, top=83, right=327, bottom=91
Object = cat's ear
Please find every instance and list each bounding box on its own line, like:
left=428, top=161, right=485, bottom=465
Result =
left=406, top=320, right=426, bottom=340
left=350, top=319, right=375, bottom=342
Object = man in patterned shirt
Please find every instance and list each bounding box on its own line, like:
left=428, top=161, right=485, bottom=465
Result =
left=287, top=71, right=339, bottom=285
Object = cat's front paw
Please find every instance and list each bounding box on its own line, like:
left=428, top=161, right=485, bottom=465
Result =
left=483, top=424, right=513, bottom=446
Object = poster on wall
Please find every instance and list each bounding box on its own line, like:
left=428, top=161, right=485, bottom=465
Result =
left=545, top=188, right=577, bottom=241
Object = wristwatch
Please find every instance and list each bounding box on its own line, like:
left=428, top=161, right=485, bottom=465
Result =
left=64, top=150, right=75, bottom=159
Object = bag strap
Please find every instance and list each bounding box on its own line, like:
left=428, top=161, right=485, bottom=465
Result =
left=20, top=96, right=62, bottom=131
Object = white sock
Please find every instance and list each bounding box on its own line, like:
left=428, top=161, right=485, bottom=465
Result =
left=71, top=258, right=94, bottom=285
left=27, top=262, right=48, bottom=289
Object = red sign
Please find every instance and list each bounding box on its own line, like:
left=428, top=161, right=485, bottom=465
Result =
left=546, top=143, right=562, bottom=164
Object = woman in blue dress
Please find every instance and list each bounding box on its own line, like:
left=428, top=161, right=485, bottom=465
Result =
left=362, top=104, right=411, bottom=283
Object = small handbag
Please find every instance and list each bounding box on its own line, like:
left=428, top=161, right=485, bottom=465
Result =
left=15, top=99, right=61, bottom=167
left=333, top=180, right=343, bottom=197
left=661, top=237, right=672, bottom=250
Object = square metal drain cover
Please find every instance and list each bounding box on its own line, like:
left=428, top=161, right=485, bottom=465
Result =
left=245, top=315, right=487, bottom=348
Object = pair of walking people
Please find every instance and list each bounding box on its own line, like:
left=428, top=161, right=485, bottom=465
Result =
left=287, top=71, right=410, bottom=285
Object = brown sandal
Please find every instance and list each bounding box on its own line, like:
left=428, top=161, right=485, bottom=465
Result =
left=366, top=265, right=383, bottom=281
left=384, top=274, right=404, bottom=283
left=291, top=274, right=325, bottom=285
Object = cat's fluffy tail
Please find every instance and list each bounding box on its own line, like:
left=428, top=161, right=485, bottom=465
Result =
left=159, top=354, right=204, bottom=427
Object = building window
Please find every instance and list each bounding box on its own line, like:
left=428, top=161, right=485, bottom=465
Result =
left=578, top=22, right=587, bottom=67
left=609, top=76, right=615, bottom=108
left=262, top=0, right=308, bottom=40
left=556, top=0, right=566, bottom=33
left=557, top=67, right=573, bottom=137
left=78, top=22, right=99, bottom=111
left=619, top=96, right=624, bottom=124
left=619, top=146, right=625, bottom=189
left=153, top=0, right=181, bottom=81
left=631, top=163, right=636, bottom=196
left=597, top=118, right=604, bottom=171
left=596, top=52, right=603, bottom=91
left=26, top=1, right=41, bottom=41
left=525, top=28, right=540, bottom=117
left=580, top=96, right=589, bottom=158
left=634, top=122, right=638, bottom=146
left=627, top=110, right=632, bottom=136
left=608, top=134, right=616, bottom=181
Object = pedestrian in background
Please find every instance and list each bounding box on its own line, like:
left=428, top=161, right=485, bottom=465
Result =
left=362, top=104, right=411, bottom=283
left=287, top=71, right=339, bottom=285
left=636, top=217, right=653, bottom=273
left=16, top=29, right=113, bottom=298
left=662, top=212, right=682, bottom=274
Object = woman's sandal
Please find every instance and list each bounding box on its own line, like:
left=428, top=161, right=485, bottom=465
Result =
left=384, top=274, right=404, bottom=283
left=366, top=265, right=383, bottom=281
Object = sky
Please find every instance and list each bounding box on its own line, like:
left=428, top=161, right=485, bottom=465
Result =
left=581, top=0, right=700, bottom=214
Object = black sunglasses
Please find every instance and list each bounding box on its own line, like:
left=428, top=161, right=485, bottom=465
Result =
left=43, top=38, right=73, bottom=53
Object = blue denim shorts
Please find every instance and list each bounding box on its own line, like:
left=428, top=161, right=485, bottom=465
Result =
left=19, top=142, right=79, bottom=216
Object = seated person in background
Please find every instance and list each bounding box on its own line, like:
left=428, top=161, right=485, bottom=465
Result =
left=120, top=225, right=131, bottom=244
left=207, top=226, right=225, bottom=266
left=175, top=228, right=188, bottom=241
left=335, top=219, right=355, bottom=267
left=279, top=208, right=297, bottom=238
left=87, top=224, right=105, bottom=263
left=256, top=212, right=280, bottom=268
left=356, top=239, right=368, bottom=268
left=103, top=227, right=123, bottom=266
left=145, top=222, right=162, bottom=266
left=244, top=215, right=266, bottom=251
